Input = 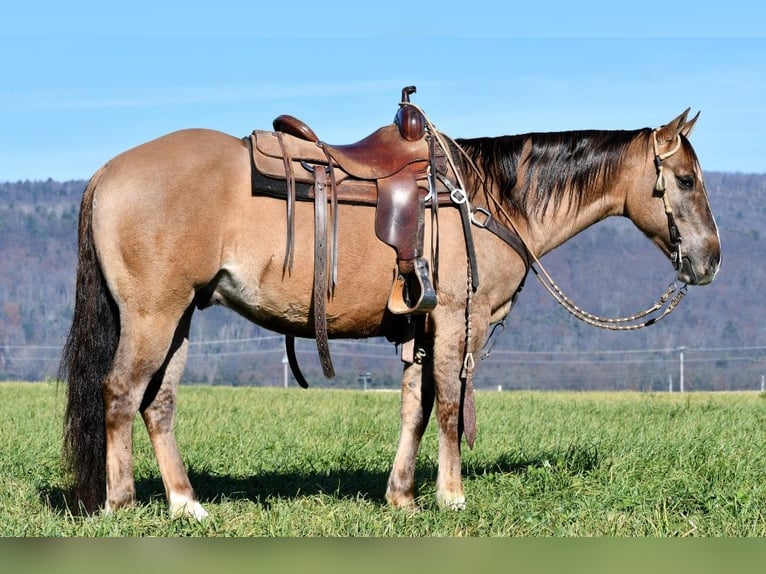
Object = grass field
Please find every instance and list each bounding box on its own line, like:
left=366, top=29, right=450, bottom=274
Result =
left=1, top=382, right=765, bottom=536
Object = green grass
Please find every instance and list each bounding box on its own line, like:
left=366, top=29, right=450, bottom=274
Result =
left=1, top=382, right=766, bottom=536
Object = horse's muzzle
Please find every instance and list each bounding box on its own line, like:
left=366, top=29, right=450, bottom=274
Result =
left=678, top=253, right=720, bottom=286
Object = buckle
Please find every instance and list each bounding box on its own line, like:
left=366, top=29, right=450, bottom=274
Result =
left=470, top=207, right=492, bottom=228
left=450, top=187, right=467, bottom=205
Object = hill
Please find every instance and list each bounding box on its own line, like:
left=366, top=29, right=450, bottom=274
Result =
left=0, top=173, right=764, bottom=390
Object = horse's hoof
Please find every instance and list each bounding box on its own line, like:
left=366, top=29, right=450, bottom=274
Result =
left=169, top=493, right=209, bottom=521
left=385, top=489, right=418, bottom=512
left=104, top=491, right=135, bottom=514
left=436, top=492, right=466, bottom=511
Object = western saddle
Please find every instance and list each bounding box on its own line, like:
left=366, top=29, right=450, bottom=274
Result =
left=244, top=86, right=490, bottom=383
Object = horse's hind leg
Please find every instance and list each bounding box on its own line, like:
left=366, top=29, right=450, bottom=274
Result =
left=103, top=308, right=189, bottom=513
left=385, top=340, right=435, bottom=510
left=140, top=305, right=208, bottom=520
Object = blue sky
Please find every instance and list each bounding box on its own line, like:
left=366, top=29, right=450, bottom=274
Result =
left=1, top=2, right=764, bottom=181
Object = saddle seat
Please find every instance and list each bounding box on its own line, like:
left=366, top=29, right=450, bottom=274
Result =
left=272, top=114, right=429, bottom=181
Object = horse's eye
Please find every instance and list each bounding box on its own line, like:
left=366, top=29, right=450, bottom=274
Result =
left=677, top=175, right=695, bottom=190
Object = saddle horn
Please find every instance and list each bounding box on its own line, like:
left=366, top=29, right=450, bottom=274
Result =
left=401, top=85, right=417, bottom=102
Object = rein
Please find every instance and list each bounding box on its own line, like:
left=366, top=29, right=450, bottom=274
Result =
left=480, top=129, right=688, bottom=332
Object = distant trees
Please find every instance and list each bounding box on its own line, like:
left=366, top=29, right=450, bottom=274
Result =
left=1, top=173, right=764, bottom=389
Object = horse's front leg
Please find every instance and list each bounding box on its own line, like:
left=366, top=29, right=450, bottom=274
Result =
left=432, top=348, right=467, bottom=510
left=432, top=310, right=488, bottom=510
left=385, top=340, right=435, bottom=510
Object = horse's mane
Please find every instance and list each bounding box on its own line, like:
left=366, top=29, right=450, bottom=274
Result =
left=457, top=128, right=650, bottom=218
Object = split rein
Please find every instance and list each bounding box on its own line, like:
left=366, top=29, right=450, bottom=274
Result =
left=530, top=268, right=687, bottom=331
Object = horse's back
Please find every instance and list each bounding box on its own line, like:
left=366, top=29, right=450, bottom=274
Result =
left=98, top=128, right=248, bottom=194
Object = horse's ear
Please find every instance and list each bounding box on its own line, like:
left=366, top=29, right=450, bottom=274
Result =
left=656, top=108, right=691, bottom=142
left=680, top=110, right=700, bottom=139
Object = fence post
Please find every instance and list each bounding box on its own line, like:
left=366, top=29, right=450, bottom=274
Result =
left=679, top=347, right=685, bottom=393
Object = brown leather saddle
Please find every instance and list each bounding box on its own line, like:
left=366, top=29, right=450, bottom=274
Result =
left=248, top=88, right=456, bottom=298
left=244, top=86, right=488, bottom=383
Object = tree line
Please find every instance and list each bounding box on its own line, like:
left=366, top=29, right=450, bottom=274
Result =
left=1, top=173, right=764, bottom=389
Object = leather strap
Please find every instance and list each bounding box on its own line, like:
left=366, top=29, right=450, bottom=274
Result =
left=313, top=167, right=335, bottom=379
left=471, top=207, right=531, bottom=271
left=323, top=150, right=339, bottom=293
left=276, top=131, right=296, bottom=274
left=458, top=200, right=480, bottom=292
left=284, top=336, right=309, bottom=388
left=428, top=135, right=440, bottom=290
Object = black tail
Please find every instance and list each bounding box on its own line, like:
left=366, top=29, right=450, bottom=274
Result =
left=58, top=170, right=119, bottom=514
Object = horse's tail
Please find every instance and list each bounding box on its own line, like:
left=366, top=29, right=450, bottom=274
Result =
left=58, top=168, right=119, bottom=514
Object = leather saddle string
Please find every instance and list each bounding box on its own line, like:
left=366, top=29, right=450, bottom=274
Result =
left=328, top=154, right=339, bottom=294
left=276, top=131, right=296, bottom=274
left=317, top=144, right=339, bottom=294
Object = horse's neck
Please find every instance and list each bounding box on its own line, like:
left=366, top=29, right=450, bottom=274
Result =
left=464, top=130, right=645, bottom=260
left=519, top=185, right=626, bottom=258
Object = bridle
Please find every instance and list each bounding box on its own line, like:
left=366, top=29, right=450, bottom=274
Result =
left=652, top=129, right=684, bottom=271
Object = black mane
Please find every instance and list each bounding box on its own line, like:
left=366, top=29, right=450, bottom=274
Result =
left=457, top=128, right=650, bottom=218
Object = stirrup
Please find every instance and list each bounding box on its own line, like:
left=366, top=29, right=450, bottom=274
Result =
left=387, top=258, right=437, bottom=315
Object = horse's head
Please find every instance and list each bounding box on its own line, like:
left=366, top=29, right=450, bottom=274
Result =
left=626, top=109, right=721, bottom=286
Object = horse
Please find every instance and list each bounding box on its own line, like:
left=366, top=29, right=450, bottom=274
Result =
left=59, top=107, right=720, bottom=519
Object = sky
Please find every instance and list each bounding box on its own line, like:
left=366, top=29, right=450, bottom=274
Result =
left=1, top=2, right=764, bottom=181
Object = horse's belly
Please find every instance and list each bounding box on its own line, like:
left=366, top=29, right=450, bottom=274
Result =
left=214, top=201, right=398, bottom=338
left=209, top=261, right=393, bottom=338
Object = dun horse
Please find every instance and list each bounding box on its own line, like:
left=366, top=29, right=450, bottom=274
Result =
left=60, top=97, right=720, bottom=519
